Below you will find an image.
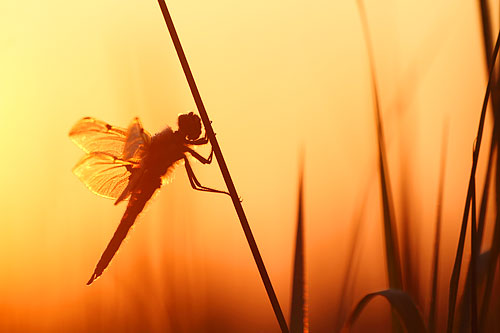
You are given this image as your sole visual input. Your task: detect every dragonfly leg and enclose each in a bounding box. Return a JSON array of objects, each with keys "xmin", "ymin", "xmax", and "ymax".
[
  {"xmin": 184, "ymin": 157, "xmax": 229, "ymax": 196},
  {"xmin": 207, "ymin": 147, "xmax": 213, "ymax": 163},
  {"xmin": 185, "ymin": 147, "xmax": 213, "ymax": 164},
  {"xmin": 185, "ymin": 136, "xmax": 208, "ymax": 145}
]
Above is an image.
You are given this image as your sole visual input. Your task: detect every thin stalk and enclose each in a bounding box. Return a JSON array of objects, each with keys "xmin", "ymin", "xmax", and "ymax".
[
  {"xmin": 156, "ymin": 2, "xmax": 289, "ymax": 332},
  {"xmin": 446, "ymin": 29, "xmax": 500, "ymax": 333},
  {"xmin": 479, "ymin": 205, "xmax": 500, "ymax": 330},
  {"xmin": 477, "ymin": 2, "xmax": 500, "ymax": 331},
  {"xmin": 479, "ymin": 0, "xmax": 493, "ymax": 67},
  {"xmin": 459, "ymin": 5, "xmax": 499, "ymax": 330},
  {"xmin": 456, "ymin": 130, "xmax": 495, "ymax": 333},
  {"xmin": 477, "ymin": 130, "xmax": 496, "ymax": 246},
  {"xmin": 471, "ymin": 166, "xmax": 478, "ymax": 333}
]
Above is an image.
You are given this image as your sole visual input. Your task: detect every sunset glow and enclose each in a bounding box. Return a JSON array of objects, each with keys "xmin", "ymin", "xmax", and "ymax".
[{"xmin": 0, "ymin": 0, "xmax": 498, "ymax": 331}]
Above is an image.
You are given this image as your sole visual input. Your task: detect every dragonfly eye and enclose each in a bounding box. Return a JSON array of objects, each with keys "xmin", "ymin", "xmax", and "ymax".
[{"xmin": 178, "ymin": 112, "xmax": 202, "ymax": 140}]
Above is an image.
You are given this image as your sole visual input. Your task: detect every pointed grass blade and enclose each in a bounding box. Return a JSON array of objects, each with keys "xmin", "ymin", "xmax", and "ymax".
[
  {"xmin": 477, "ymin": 131, "xmax": 495, "ymax": 247},
  {"xmin": 479, "ymin": 196, "xmax": 500, "ymax": 330},
  {"xmin": 290, "ymin": 155, "xmax": 307, "ymax": 333},
  {"xmin": 334, "ymin": 187, "xmax": 369, "ymax": 332},
  {"xmin": 345, "ymin": 289, "xmax": 428, "ymax": 333},
  {"xmin": 470, "ymin": 167, "xmax": 478, "ymax": 333},
  {"xmin": 479, "ymin": 245, "xmax": 497, "ymax": 330},
  {"xmin": 458, "ymin": 250, "xmax": 491, "ymax": 332},
  {"xmin": 356, "ymin": 0, "xmax": 403, "ymax": 291},
  {"xmin": 458, "ymin": 133, "xmax": 495, "ymax": 331},
  {"xmin": 478, "ymin": 0, "xmax": 494, "ymax": 67},
  {"xmin": 446, "ymin": 29, "xmax": 500, "ymax": 333},
  {"xmin": 476, "ymin": 4, "xmax": 500, "ymax": 329}
]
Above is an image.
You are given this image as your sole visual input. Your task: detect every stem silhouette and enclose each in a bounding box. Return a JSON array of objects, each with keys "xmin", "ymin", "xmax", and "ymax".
[{"xmin": 156, "ymin": 2, "xmax": 289, "ymax": 332}]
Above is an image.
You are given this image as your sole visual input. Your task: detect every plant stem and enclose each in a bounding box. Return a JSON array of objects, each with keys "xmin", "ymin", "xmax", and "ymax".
[
  {"xmin": 446, "ymin": 29, "xmax": 500, "ymax": 333},
  {"xmin": 156, "ymin": 2, "xmax": 289, "ymax": 332},
  {"xmin": 470, "ymin": 169, "xmax": 478, "ymax": 333}
]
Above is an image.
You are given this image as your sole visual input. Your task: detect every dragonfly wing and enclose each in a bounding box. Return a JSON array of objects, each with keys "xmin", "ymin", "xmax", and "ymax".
[
  {"xmin": 73, "ymin": 152, "xmax": 135, "ymax": 200},
  {"xmin": 123, "ymin": 117, "xmax": 152, "ymax": 162},
  {"xmin": 114, "ymin": 168, "xmax": 144, "ymax": 205},
  {"xmin": 69, "ymin": 117, "xmax": 127, "ymax": 157}
]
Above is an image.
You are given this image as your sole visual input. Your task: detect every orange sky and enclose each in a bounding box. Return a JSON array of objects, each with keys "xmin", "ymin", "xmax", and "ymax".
[{"xmin": 0, "ymin": 0, "xmax": 496, "ymax": 331}]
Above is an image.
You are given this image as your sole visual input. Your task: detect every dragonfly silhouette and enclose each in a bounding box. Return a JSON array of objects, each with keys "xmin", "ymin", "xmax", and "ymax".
[{"xmin": 69, "ymin": 112, "xmax": 229, "ymax": 285}]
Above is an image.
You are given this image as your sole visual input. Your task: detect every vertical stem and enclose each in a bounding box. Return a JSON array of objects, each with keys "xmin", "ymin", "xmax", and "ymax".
[
  {"xmin": 156, "ymin": 2, "xmax": 289, "ymax": 332},
  {"xmin": 478, "ymin": 0, "xmax": 493, "ymax": 67},
  {"xmin": 471, "ymin": 170, "xmax": 478, "ymax": 333},
  {"xmin": 446, "ymin": 29, "xmax": 500, "ymax": 333}
]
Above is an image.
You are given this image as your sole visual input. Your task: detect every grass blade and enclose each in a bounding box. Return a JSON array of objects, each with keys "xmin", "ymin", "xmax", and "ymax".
[
  {"xmin": 458, "ymin": 250, "xmax": 491, "ymax": 332},
  {"xmin": 156, "ymin": 2, "xmax": 289, "ymax": 332},
  {"xmin": 478, "ymin": 0, "xmax": 493, "ymax": 67},
  {"xmin": 356, "ymin": 4, "xmax": 404, "ymax": 330},
  {"xmin": 449, "ymin": 3, "xmax": 500, "ymax": 328},
  {"xmin": 479, "ymin": 204, "xmax": 500, "ymax": 330},
  {"xmin": 356, "ymin": 0, "xmax": 403, "ymax": 291},
  {"xmin": 344, "ymin": 289, "xmax": 428, "ymax": 333},
  {"xmin": 477, "ymin": 1, "xmax": 500, "ymax": 329},
  {"xmin": 456, "ymin": 130, "xmax": 495, "ymax": 333},
  {"xmin": 476, "ymin": 3, "xmax": 500, "ymax": 329},
  {"xmin": 446, "ymin": 29, "xmax": 500, "ymax": 333},
  {"xmin": 428, "ymin": 121, "xmax": 448, "ymax": 333},
  {"xmin": 479, "ymin": 246, "xmax": 497, "ymax": 330},
  {"xmin": 470, "ymin": 165, "xmax": 478, "ymax": 333},
  {"xmin": 334, "ymin": 187, "xmax": 369, "ymax": 332},
  {"xmin": 290, "ymin": 155, "xmax": 307, "ymax": 333},
  {"xmin": 477, "ymin": 131, "xmax": 495, "ymax": 246}
]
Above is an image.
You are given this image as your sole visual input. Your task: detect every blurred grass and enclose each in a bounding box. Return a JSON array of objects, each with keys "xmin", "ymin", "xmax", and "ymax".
[
  {"xmin": 428, "ymin": 121, "xmax": 448, "ymax": 333},
  {"xmin": 290, "ymin": 154, "xmax": 307, "ymax": 333},
  {"xmin": 355, "ymin": 3, "xmax": 405, "ymax": 332},
  {"xmin": 446, "ymin": 28, "xmax": 500, "ymax": 333},
  {"xmin": 477, "ymin": 3, "xmax": 500, "ymax": 332},
  {"xmin": 61, "ymin": 4, "xmax": 500, "ymax": 333},
  {"xmin": 334, "ymin": 186, "xmax": 369, "ymax": 332},
  {"xmin": 345, "ymin": 289, "xmax": 427, "ymax": 333},
  {"xmin": 7, "ymin": 1, "xmax": 500, "ymax": 332},
  {"xmin": 356, "ymin": 0, "xmax": 403, "ymax": 292}
]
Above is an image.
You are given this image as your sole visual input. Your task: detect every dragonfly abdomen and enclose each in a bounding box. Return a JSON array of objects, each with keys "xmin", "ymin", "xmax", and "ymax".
[{"xmin": 87, "ymin": 177, "xmax": 161, "ymax": 285}]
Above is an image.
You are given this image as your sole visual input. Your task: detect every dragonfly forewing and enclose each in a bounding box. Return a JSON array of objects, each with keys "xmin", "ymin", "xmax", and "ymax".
[
  {"xmin": 69, "ymin": 117, "xmax": 128, "ymax": 157},
  {"xmin": 73, "ymin": 152, "xmax": 135, "ymax": 200}
]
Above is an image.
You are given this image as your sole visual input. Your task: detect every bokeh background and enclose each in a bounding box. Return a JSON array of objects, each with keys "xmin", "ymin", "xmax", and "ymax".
[{"xmin": 0, "ymin": 0, "xmax": 496, "ymax": 331}]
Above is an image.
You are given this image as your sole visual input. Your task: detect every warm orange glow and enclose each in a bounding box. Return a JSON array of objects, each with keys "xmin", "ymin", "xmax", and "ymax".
[{"xmin": 0, "ymin": 0, "xmax": 497, "ymax": 331}]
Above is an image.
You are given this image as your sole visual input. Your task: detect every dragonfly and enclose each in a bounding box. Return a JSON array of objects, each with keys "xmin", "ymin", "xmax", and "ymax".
[{"xmin": 69, "ymin": 112, "xmax": 229, "ymax": 285}]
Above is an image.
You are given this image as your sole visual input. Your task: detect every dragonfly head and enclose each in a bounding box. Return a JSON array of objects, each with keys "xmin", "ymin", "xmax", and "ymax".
[{"xmin": 178, "ymin": 112, "xmax": 202, "ymax": 140}]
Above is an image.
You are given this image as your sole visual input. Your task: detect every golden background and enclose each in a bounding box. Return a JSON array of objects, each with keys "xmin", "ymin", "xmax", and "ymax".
[{"xmin": 0, "ymin": 0, "xmax": 495, "ymax": 331}]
